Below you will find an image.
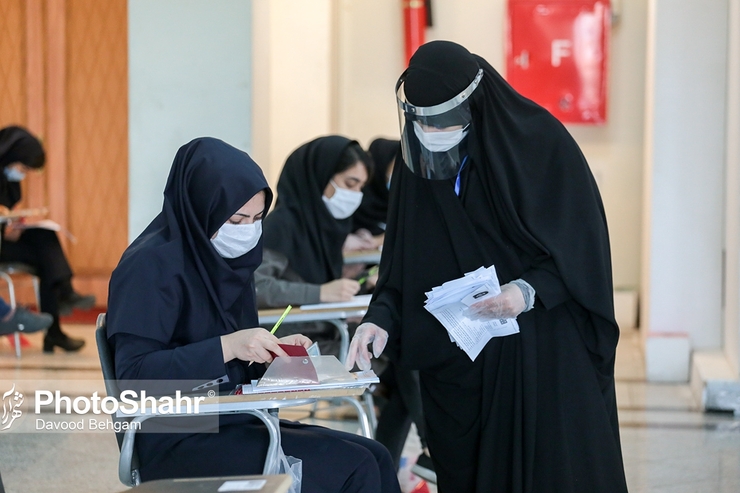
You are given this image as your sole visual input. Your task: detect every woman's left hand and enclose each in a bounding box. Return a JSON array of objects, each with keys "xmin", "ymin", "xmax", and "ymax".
[
  {"xmin": 278, "ymin": 333, "xmax": 313, "ymax": 349},
  {"xmin": 466, "ymin": 283, "xmax": 526, "ymax": 320}
]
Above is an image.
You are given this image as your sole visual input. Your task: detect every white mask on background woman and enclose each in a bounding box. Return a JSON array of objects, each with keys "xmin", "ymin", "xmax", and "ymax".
[
  {"xmin": 322, "ymin": 180, "xmax": 363, "ymax": 220},
  {"xmin": 211, "ymin": 220, "xmax": 262, "ymax": 258},
  {"xmin": 3, "ymin": 167, "xmax": 26, "ymax": 182}
]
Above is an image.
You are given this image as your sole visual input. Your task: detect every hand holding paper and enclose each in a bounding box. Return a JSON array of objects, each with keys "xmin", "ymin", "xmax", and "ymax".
[
  {"xmin": 345, "ymin": 322, "xmax": 388, "ymax": 371},
  {"xmin": 466, "ymin": 283, "xmax": 526, "ymax": 320},
  {"xmin": 424, "ymin": 265, "xmax": 520, "ymax": 361}
]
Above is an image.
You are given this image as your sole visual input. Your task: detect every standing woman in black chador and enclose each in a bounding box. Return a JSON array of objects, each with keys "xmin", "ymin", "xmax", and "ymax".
[
  {"xmin": 346, "ymin": 41, "xmax": 628, "ymax": 492},
  {"xmin": 0, "ymin": 125, "xmax": 95, "ymax": 352},
  {"xmin": 107, "ymin": 137, "xmax": 400, "ymax": 492}
]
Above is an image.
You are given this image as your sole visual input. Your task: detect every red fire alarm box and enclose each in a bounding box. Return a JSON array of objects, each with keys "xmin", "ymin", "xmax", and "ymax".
[{"xmin": 506, "ymin": 0, "xmax": 610, "ymax": 124}]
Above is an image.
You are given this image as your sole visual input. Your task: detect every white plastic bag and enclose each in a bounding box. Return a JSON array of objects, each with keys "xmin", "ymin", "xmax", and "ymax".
[
  {"xmin": 278, "ymin": 448, "xmax": 303, "ymax": 493},
  {"xmin": 264, "ymin": 411, "xmax": 302, "ymax": 493}
]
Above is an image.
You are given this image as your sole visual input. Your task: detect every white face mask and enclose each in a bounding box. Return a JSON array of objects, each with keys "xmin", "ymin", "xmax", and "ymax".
[
  {"xmin": 211, "ymin": 220, "xmax": 262, "ymax": 259},
  {"xmin": 4, "ymin": 167, "xmax": 26, "ymax": 182},
  {"xmin": 322, "ymin": 180, "xmax": 363, "ymax": 220},
  {"xmin": 413, "ymin": 121, "xmax": 469, "ymax": 153}
]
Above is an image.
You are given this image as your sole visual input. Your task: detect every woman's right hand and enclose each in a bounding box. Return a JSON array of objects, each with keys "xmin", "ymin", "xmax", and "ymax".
[
  {"xmin": 320, "ymin": 278, "xmax": 360, "ymax": 302},
  {"xmin": 220, "ymin": 328, "xmax": 288, "ymax": 364},
  {"xmin": 345, "ymin": 322, "xmax": 388, "ymax": 371}
]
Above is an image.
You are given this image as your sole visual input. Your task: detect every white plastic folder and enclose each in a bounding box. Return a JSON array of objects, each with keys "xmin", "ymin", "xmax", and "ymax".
[
  {"xmin": 424, "ymin": 265, "xmax": 519, "ymax": 361},
  {"xmin": 243, "ymin": 355, "xmax": 378, "ymax": 394}
]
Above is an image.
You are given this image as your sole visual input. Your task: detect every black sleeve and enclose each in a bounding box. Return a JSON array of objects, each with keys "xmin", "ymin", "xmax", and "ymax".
[
  {"xmin": 113, "ymin": 332, "xmax": 227, "ymax": 382},
  {"xmin": 519, "ymin": 256, "xmax": 571, "ymax": 310}
]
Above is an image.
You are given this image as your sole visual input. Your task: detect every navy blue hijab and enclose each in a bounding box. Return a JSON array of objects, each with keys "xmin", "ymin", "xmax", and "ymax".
[{"xmin": 108, "ymin": 138, "xmax": 272, "ymax": 344}]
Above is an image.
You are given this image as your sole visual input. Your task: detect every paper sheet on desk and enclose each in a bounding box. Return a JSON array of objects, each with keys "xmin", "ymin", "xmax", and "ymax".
[
  {"xmin": 300, "ymin": 294, "xmax": 372, "ymax": 311},
  {"xmin": 424, "ymin": 265, "xmax": 519, "ymax": 361}
]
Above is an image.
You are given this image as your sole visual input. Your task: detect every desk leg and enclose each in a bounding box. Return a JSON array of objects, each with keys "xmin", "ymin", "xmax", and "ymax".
[
  {"xmin": 249, "ymin": 409, "xmax": 282, "ymax": 475},
  {"xmin": 327, "ymin": 319, "xmax": 350, "ymax": 365},
  {"xmin": 362, "ymin": 390, "xmax": 377, "ymax": 434}
]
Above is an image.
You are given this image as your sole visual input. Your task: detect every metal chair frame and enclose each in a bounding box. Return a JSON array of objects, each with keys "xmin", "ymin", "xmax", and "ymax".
[{"xmin": 0, "ymin": 263, "xmax": 41, "ymax": 358}]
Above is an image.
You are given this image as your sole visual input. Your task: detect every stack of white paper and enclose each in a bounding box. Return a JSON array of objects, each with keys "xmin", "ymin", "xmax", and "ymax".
[{"xmin": 424, "ymin": 265, "xmax": 519, "ymax": 361}]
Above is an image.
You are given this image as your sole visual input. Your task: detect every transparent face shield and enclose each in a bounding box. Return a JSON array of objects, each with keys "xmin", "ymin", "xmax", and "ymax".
[{"xmin": 396, "ymin": 68, "xmax": 483, "ymax": 180}]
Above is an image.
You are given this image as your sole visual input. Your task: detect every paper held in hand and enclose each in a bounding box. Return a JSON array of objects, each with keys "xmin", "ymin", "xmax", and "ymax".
[{"xmin": 424, "ymin": 265, "xmax": 519, "ymax": 361}]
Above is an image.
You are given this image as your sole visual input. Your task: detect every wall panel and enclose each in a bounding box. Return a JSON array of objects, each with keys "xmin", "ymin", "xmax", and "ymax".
[
  {"xmin": 0, "ymin": 0, "xmax": 26, "ymax": 127},
  {"xmin": 66, "ymin": 0, "xmax": 128, "ymax": 299}
]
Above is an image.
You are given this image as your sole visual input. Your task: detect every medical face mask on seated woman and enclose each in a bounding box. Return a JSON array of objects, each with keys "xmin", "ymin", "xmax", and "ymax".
[
  {"xmin": 322, "ymin": 180, "xmax": 363, "ymax": 220},
  {"xmin": 211, "ymin": 220, "xmax": 262, "ymax": 258}
]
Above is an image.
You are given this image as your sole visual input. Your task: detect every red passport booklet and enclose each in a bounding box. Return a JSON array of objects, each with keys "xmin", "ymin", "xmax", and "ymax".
[{"xmin": 269, "ymin": 344, "xmax": 309, "ymax": 359}]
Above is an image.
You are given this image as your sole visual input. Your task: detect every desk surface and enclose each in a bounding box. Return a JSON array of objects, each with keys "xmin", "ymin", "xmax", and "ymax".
[
  {"xmin": 119, "ymin": 474, "xmax": 292, "ymax": 493},
  {"xmin": 258, "ymin": 302, "xmax": 368, "ymax": 325},
  {"xmin": 343, "ymin": 248, "xmax": 381, "ymax": 264},
  {"xmin": 117, "ymin": 385, "xmax": 367, "ymax": 418}
]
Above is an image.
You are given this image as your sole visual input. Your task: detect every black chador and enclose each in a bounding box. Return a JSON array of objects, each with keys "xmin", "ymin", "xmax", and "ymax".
[{"xmin": 364, "ymin": 41, "xmax": 628, "ymax": 492}]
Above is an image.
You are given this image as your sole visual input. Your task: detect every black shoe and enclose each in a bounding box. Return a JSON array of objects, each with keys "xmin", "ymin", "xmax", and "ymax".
[
  {"xmin": 58, "ymin": 292, "xmax": 96, "ymax": 316},
  {"xmin": 43, "ymin": 332, "xmax": 85, "ymax": 353},
  {"xmin": 412, "ymin": 453, "xmax": 437, "ymax": 484},
  {"xmin": 0, "ymin": 308, "xmax": 54, "ymax": 335}
]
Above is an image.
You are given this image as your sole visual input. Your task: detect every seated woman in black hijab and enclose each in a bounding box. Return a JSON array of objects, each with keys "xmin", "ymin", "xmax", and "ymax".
[
  {"xmin": 0, "ymin": 125, "xmax": 95, "ymax": 352},
  {"xmin": 254, "ymin": 136, "xmax": 373, "ymax": 354},
  {"xmin": 347, "ymin": 41, "xmax": 628, "ymax": 492},
  {"xmin": 107, "ymin": 137, "xmax": 399, "ymax": 493}
]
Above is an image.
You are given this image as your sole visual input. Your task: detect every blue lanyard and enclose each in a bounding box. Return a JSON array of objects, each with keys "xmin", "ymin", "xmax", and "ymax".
[{"xmin": 454, "ymin": 156, "xmax": 469, "ymax": 196}]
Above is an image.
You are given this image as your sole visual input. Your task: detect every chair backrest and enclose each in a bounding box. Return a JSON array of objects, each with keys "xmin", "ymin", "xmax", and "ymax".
[
  {"xmin": 95, "ymin": 313, "xmax": 121, "ymax": 397},
  {"xmin": 95, "ymin": 313, "xmax": 130, "ymax": 451}
]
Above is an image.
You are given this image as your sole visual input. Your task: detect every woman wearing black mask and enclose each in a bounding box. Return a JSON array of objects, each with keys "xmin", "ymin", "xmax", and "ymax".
[
  {"xmin": 107, "ymin": 137, "xmax": 399, "ymax": 492},
  {"xmin": 346, "ymin": 41, "xmax": 628, "ymax": 492},
  {"xmin": 0, "ymin": 125, "xmax": 95, "ymax": 352}
]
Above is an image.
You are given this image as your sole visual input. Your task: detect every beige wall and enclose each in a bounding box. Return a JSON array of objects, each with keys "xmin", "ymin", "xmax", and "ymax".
[{"xmin": 252, "ymin": 0, "xmax": 335, "ymax": 189}]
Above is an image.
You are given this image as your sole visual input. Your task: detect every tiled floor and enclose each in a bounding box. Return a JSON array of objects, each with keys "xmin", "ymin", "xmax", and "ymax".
[{"xmin": 1, "ymin": 326, "xmax": 739, "ymax": 492}]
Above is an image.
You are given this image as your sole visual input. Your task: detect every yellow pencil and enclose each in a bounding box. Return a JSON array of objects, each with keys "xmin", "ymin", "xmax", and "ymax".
[
  {"xmin": 358, "ymin": 265, "xmax": 379, "ymax": 285},
  {"xmin": 270, "ymin": 305, "xmax": 292, "ymax": 335}
]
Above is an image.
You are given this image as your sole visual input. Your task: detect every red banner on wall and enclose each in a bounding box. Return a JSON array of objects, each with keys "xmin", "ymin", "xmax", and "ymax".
[{"xmin": 506, "ymin": 0, "xmax": 611, "ymax": 124}]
